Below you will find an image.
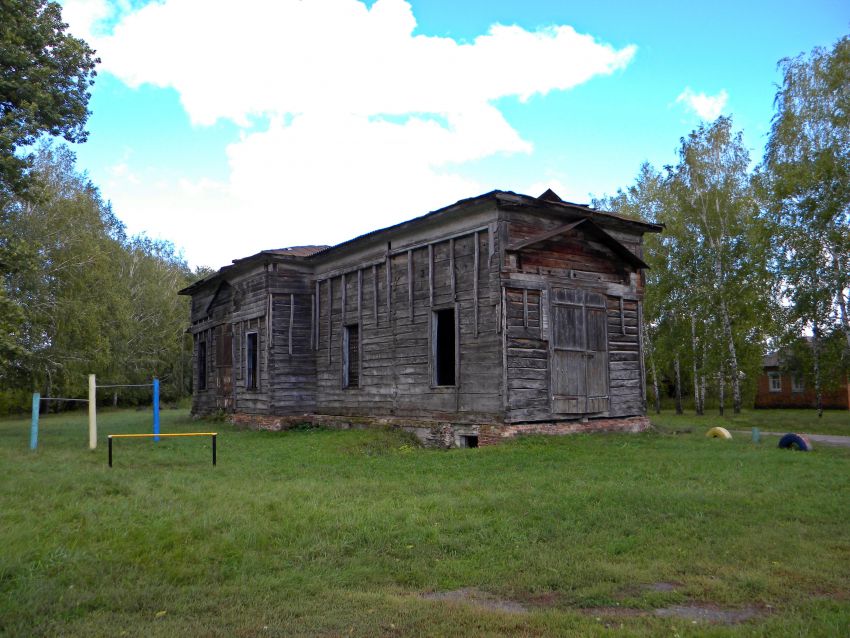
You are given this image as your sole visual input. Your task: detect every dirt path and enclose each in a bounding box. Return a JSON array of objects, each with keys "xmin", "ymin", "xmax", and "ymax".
[{"xmin": 733, "ymin": 430, "xmax": 850, "ymax": 447}]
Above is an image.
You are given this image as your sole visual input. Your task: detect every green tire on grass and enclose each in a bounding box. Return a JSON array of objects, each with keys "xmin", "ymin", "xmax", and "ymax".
[{"xmin": 706, "ymin": 427, "xmax": 732, "ymax": 440}]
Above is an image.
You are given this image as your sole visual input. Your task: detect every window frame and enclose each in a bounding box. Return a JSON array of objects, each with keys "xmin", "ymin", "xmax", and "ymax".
[
  {"xmin": 197, "ymin": 339, "xmax": 207, "ymax": 391},
  {"xmin": 342, "ymin": 323, "xmax": 360, "ymax": 389},
  {"xmin": 791, "ymin": 375, "xmax": 805, "ymax": 393},
  {"xmin": 768, "ymin": 371, "xmax": 781, "ymax": 393},
  {"xmin": 431, "ymin": 305, "xmax": 458, "ymax": 388}
]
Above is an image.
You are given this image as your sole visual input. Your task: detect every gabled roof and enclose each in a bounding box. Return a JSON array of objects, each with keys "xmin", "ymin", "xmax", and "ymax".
[
  {"xmin": 249, "ymin": 245, "xmax": 329, "ymax": 259},
  {"xmin": 179, "ymin": 245, "xmax": 329, "ymax": 295},
  {"xmin": 307, "ymin": 189, "xmax": 661, "ymax": 261},
  {"xmin": 179, "ymin": 188, "xmax": 662, "ymax": 296},
  {"xmin": 505, "ymin": 216, "xmax": 650, "ymax": 270}
]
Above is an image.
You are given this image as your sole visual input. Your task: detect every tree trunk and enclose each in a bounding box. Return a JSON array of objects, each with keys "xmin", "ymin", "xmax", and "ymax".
[
  {"xmin": 718, "ymin": 358, "xmax": 725, "ymax": 416},
  {"xmin": 837, "ymin": 288, "xmax": 850, "ymax": 350},
  {"xmin": 649, "ymin": 353, "xmax": 661, "ymax": 415},
  {"xmin": 674, "ymin": 354, "xmax": 683, "ymax": 415},
  {"xmin": 113, "ymin": 391, "xmax": 118, "ymax": 408},
  {"xmin": 45, "ymin": 369, "xmax": 52, "ymax": 415},
  {"xmin": 720, "ymin": 297, "xmax": 742, "ymax": 414},
  {"xmin": 700, "ymin": 342, "xmax": 707, "ymax": 413},
  {"xmin": 643, "ymin": 325, "xmax": 662, "ymax": 415},
  {"xmin": 813, "ymin": 323, "xmax": 823, "ymax": 418},
  {"xmin": 691, "ymin": 315, "xmax": 703, "ymax": 415}
]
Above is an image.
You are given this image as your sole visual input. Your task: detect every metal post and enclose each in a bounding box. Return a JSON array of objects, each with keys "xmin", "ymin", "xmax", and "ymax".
[
  {"xmin": 212, "ymin": 434, "xmax": 217, "ymax": 466},
  {"xmin": 88, "ymin": 374, "xmax": 97, "ymax": 450},
  {"xmin": 30, "ymin": 393, "xmax": 40, "ymax": 451},
  {"xmin": 108, "ymin": 436, "xmax": 113, "ymax": 467},
  {"xmin": 153, "ymin": 378, "xmax": 160, "ymax": 442},
  {"xmin": 752, "ymin": 427, "xmax": 760, "ymax": 444}
]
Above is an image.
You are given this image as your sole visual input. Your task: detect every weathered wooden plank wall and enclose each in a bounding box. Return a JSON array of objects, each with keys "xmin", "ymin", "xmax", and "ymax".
[
  {"xmin": 185, "ymin": 200, "xmax": 652, "ymax": 425},
  {"xmin": 313, "ymin": 230, "xmax": 501, "ymax": 421},
  {"xmin": 501, "ymin": 211, "xmax": 647, "ymax": 421},
  {"xmin": 606, "ymin": 296, "xmax": 643, "ymax": 416}
]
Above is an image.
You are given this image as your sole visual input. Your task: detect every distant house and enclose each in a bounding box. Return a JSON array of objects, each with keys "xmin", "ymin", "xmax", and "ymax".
[
  {"xmin": 754, "ymin": 350, "xmax": 850, "ymax": 410},
  {"xmin": 178, "ymin": 189, "xmax": 662, "ymax": 446}
]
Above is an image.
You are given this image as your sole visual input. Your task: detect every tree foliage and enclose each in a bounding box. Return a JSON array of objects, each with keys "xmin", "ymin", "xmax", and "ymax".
[
  {"xmin": 0, "ymin": 144, "xmax": 202, "ymax": 411},
  {"xmin": 599, "ymin": 119, "xmax": 776, "ymax": 414},
  {"xmin": 758, "ymin": 34, "xmax": 850, "ymax": 412},
  {"xmin": 0, "ymin": 0, "xmax": 98, "ymax": 198}
]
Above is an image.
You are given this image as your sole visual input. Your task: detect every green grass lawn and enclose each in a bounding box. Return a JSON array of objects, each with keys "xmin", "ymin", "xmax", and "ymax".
[
  {"xmin": 1, "ymin": 408, "xmax": 849, "ymax": 636},
  {"xmin": 650, "ymin": 407, "xmax": 850, "ymax": 437}
]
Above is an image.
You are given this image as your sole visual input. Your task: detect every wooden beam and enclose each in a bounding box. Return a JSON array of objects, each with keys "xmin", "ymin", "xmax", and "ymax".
[
  {"xmin": 386, "ymin": 252, "xmax": 392, "ymax": 318},
  {"xmin": 327, "ymin": 278, "xmax": 332, "ymax": 365},
  {"xmin": 310, "ymin": 292, "xmax": 315, "ymax": 351},
  {"xmin": 506, "ymin": 218, "xmax": 587, "ymax": 252},
  {"xmin": 341, "ymin": 272, "xmax": 347, "ymax": 324},
  {"xmin": 288, "ymin": 293, "xmax": 294, "ymax": 356},
  {"xmin": 450, "ymin": 238, "xmax": 456, "ymax": 300},
  {"xmin": 266, "ymin": 293, "xmax": 272, "ymax": 361},
  {"xmin": 473, "ymin": 231, "xmax": 479, "ymax": 337},
  {"xmin": 638, "ymin": 301, "xmax": 646, "ymax": 408},
  {"xmin": 523, "ymin": 288, "xmax": 529, "ymax": 328},
  {"xmin": 357, "ymin": 268, "xmax": 362, "ymax": 329},
  {"xmin": 620, "ymin": 296, "xmax": 626, "ymax": 335},
  {"xmin": 428, "ymin": 243, "xmax": 434, "ymax": 307},
  {"xmin": 372, "ymin": 264, "xmax": 378, "ymax": 324},
  {"xmin": 407, "ymin": 249, "xmax": 414, "ymax": 323},
  {"xmin": 315, "ymin": 282, "xmax": 320, "ymax": 350}
]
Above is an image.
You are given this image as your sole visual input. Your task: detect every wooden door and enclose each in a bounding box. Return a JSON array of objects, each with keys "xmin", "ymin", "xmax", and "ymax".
[
  {"xmin": 550, "ymin": 288, "xmax": 609, "ymax": 414},
  {"xmin": 215, "ymin": 324, "xmax": 233, "ymax": 410}
]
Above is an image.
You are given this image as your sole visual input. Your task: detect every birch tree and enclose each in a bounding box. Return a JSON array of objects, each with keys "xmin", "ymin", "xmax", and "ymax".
[
  {"xmin": 667, "ymin": 117, "xmax": 774, "ymax": 414},
  {"xmin": 759, "ymin": 35, "xmax": 850, "ymax": 355}
]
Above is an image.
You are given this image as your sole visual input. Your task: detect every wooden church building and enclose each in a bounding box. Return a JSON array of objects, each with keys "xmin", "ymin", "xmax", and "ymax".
[{"xmin": 179, "ymin": 189, "xmax": 662, "ymax": 446}]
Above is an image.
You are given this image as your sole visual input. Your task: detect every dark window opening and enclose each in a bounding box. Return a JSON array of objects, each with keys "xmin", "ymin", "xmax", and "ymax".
[
  {"xmin": 198, "ymin": 341, "xmax": 207, "ymax": 390},
  {"xmin": 246, "ymin": 332, "xmax": 258, "ymax": 390},
  {"xmin": 344, "ymin": 324, "xmax": 359, "ymax": 388},
  {"xmin": 460, "ymin": 435, "xmax": 478, "ymax": 448},
  {"xmin": 434, "ymin": 308, "xmax": 456, "ymax": 386}
]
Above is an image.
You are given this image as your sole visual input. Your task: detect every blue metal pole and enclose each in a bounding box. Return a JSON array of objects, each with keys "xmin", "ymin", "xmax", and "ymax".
[
  {"xmin": 30, "ymin": 393, "xmax": 40, "ymax": 451},
  {"xmin": 153, "ymin": 378, "xmax": 160, "ymax": 442}
]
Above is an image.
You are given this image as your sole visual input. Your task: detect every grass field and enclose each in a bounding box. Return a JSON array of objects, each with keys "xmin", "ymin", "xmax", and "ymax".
[
  {"xmin": 650, "ymin": 407, "xmax": 850, "ymax": 437},
  {"xmin": 1, "ymin": 408, "xmax": 849, "ymax": 636}
]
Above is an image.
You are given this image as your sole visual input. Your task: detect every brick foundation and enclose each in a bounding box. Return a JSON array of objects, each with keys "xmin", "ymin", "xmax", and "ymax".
[
  {"xmin": 225, "ymin": 412, "xmax": 651, "ymax": 448},
  {"xmin": 478, "ymin": 416, "xmax": 650, "ymax": 445}
]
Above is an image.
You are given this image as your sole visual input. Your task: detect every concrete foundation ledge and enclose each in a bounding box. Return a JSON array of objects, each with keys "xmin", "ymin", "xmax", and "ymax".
[{"xmin": 224, "ymin": 412, "xmax": 651, "ymax": 448}]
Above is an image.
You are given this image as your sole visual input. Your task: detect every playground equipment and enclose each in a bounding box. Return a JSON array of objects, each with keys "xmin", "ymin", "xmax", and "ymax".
[
  {"xmin": 108, "ymin": 432, "xmax": 217, "ymax": 467},
  {"xmin": 778, "ymin": 433, "xmax": 813, "ymax": 451},
  {"xmin": 30, "ymin": 375, "xmax": 159, "ymax": 451},
  {"xmin": 706, "ymin": 426, "xmax": 732, "ymax": 440}
]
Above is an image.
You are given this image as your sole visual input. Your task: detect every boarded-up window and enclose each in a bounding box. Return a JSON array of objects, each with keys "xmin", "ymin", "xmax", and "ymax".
[
  {"xmin": 505, "ymin": 288, "xmax": 541, "ymax": 331},
  {"xmin": 246, "ymin": 332, "xmax": 258, "ymax": 390},
  {"xmin": 216, "ymin": 324, "xmax": 233, "ymax": 367},
  {"xmin": 433, "ymin": 308, "xmax": 456, "ymax": 386},
  {"xmin": 344, "ymin": 325, "xmax": 360, "ymax": 388},
  {"xmin": 198, "ymin": 340, "xmax": 207, "ymax": 391},
  {"xmin": 215, "ymin": 324, "xmax": 233, "ymax": 409},
  {"xmin": 550, "ymin": 288, "xmax": 608, "ymax": 414}
]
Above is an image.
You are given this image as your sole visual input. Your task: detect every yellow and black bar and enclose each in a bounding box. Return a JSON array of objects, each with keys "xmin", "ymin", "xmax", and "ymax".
[{"xmin": 107, "ymin": 432, "xmax": 218, "ymax": 467}]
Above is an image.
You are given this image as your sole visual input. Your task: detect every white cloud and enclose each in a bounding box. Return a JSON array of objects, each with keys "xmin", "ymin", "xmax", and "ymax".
[
  {"xmin": 63, "ymin": 0, "xmax": 636, "ymax": 266},
  {"xmin": 675, "ymin": 87, "xmax": 728, "ymax": 120}
]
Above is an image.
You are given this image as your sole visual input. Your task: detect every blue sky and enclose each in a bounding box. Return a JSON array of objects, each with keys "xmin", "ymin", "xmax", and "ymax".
[{"xmin": 61, "ymin": 0, "xmax": 849, "ymax": 268}]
